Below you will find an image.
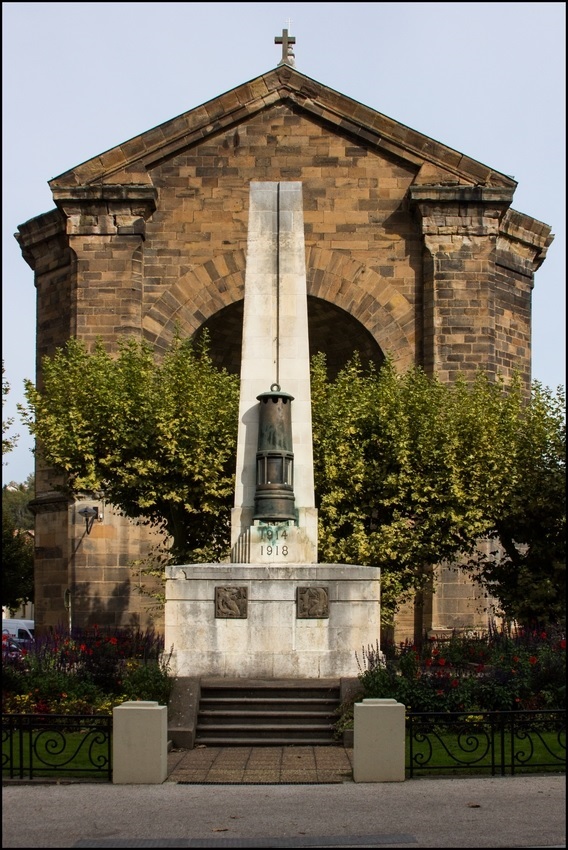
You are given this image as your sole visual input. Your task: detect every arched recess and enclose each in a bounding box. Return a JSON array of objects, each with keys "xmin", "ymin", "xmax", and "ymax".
[
  {"xmin": 143, "ymin": 248, "xmax": 415, "ymax": 376},
  {"xmin": 195, "ymin": 297, "xmax": 384, "ymax": 380}
]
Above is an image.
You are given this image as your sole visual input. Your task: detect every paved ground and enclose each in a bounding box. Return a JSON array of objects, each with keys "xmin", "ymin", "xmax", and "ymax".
[
  {"xmin": 166, "ymin": 744, "xmax": 354, "ymax": 784},
  {"xmin": 2, "ymin": 746, "xmax": 566, "ymax": 848}
]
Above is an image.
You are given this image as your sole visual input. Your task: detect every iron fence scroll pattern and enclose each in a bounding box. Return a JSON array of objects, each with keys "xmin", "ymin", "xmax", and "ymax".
[
  {"xmin": 407, "ymin": 709, "xmax": 566, "ymax": 777},
  {"xmin": 2, "ymin": 714, "xmax": 112, "ymax": 780}
]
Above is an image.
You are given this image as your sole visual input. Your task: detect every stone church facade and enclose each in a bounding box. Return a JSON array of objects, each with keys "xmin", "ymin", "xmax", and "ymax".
[{"xmin": 16, "ymin": 57, "xmax": 553, "ymax": 642}]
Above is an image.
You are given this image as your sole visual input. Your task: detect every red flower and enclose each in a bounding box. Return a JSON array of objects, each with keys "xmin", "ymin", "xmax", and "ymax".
[
  {"xmin": 438, "ymin": 658, "xmax": 446, "ymax": 666},
  {"xmin": 425, "ymin": 659, "xmax": 432, "ymax": 667},
  {"xmin": 451, "ymin": 679, "xmax": 459, "ymax": 688},
  {"xmin": 436, "ymin": 690, "xmax": 444, "ymax": 696},
  {"xmin": 108, "ymin": 637, "xmax": 118, "ymax": 645},
  {"xmin": 529, "ymin": 656, "xmax": 537, "ymax": 665},
  {"xmin": 476, "ymin": 663, "xmax": 485, "ymax": 673},
  {"xmin": 559, "ymin": 639, "xmax": 566, "ymax": 650},
  {"xmin": 540, "ymin": 632, "xmax": 547, "ymax": 639}
]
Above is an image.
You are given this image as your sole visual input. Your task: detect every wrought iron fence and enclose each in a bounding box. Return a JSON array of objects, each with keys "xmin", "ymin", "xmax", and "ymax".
[
  {"xmin": 2, "ymin": 709, "xmax": 565, "ymax": 781},
  {"xmin": 2, "ymin": 714, "xmax": 112, "ymax": 780},
  {"xmin": 407, "ymin": 709, "xmax": 566, "ymax": 778}
]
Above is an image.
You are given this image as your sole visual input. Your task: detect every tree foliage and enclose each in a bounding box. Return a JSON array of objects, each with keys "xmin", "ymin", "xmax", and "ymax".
[
  {"xmin": 2, "ymin": 476, "xmax": 35, "ymax": 612},
  {"xmin": 2, "ymin": 362, "xmax": 19, "ymax": 459},
  {"xmin": 2, "ymin": 511, "xmax": 34, "ymax": 611},
  {"xmin": 311, "ymin": 353, "xmax": 566, "ymax": 627},
  {"xmin": 17, "ymin": 337, "xmax": 565, "ymax": 628},
  {"xmin": 469, "ymin": 381, "xmax": 566, "ymax": 626},
  {"xmin": 19, "ymin": 335, "xmax": 239, "ymax": 563},
  {"xmin": 3, "ymin": 475, "xmax": 35, "ymax": 531}
]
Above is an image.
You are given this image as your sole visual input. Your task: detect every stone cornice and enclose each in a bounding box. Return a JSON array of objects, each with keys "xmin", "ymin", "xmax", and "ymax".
[
  {"xmin": 409, "ymin": 185, "xmax": 515, "ymax": 205},
  {"xmin": 51, "ymin": 185, "xmax": 158, "ymax": 205},
  {"xmin": 28, "ymin": 491, "xmax": 71, "ymax": 515},
  {"xmin": 51, "ymin": 185, "xmax": 157, "ymax": 238},
  {"xmin": 15, "ymin": 209, "xmax": 68, "ymax": 272},
  {"xmin": 408, "ymin": 185, "xmax": 514, "ymax": 238},
  {"xmin": 501, "ymin": 209, "xmax": 554, "ymax": 252},
  {"xmin": 497, "ymin": 209, "xmax": 554, "ymax": 273},
  {"xmin": 409, "ymin": 185, "xmax": 554, "ymax": 273}
]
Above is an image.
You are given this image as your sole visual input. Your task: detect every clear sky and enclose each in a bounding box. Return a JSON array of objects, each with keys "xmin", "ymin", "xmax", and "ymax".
[{"xmin": 2, "ymin": 2, "xmax": 566, "ymax": 484}]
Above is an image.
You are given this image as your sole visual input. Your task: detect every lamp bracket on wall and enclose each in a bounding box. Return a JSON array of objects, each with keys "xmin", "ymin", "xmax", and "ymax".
[{"xmin": 78, "ymin": 505, "xmax": 99, "ymax": 535}]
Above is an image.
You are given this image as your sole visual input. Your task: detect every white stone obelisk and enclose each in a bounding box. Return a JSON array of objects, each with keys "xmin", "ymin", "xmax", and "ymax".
[
  {"xmin": 164, "ymin": 181, "xmax": 381, "ymax": 680},
  {"xmin": 231, "ymin": 182, "xmax": 318, "ymax": 563}
]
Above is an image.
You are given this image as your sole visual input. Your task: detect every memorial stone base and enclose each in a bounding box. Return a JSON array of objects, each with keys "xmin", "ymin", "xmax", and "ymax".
[{"xmin": 165, "ymin": 563, "xmax": 381, "ymax": 678}]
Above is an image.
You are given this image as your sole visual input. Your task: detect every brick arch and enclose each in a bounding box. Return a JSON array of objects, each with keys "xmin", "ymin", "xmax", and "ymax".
[
  {"xmin": 143, "ymin": 247, "xmax": 415, "ymax": 372},
  {"xmin": 142, "ymin": 249, "xmax": 247, "ymax": 354},
  {"xmin": 306, "ymin": 247, "xmax": 415, "ymax": 371}
]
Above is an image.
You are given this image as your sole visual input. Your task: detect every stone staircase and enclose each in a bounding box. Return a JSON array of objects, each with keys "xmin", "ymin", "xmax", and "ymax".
[{"xmin": 194, "ymin": 678, "xmax": 342, "ymax": 746}]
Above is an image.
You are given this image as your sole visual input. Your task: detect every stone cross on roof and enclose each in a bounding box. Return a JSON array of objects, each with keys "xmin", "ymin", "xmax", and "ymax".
[{"xmin": 275, "ymin": 27, "xmax": 296, "ymax": 67}]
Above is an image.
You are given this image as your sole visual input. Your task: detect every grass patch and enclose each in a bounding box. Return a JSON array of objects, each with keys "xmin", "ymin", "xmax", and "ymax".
[
  {"xmin": 407, "ymin": 727, "xmax": 565, "ymax": 776},
  {"xmin": 3, "ymin": 726, "xmax": 111, "ymax": 780}
]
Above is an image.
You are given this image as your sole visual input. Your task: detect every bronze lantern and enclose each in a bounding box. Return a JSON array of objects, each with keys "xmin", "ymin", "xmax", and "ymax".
[{"xmin": 253, "ymin": 384, "xmax": 296, "ymax": 522}]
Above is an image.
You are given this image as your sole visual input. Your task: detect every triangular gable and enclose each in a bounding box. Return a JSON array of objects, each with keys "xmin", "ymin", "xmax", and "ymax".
[{"xmin": 48, "ymin": 66, "xmax": 517, "ymax": 192}]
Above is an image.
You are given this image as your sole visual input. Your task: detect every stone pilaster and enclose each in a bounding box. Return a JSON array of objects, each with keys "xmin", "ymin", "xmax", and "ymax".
[
  {"xmin": 52, "ymin": 185, "xmax": 157, "ymax": 347},
  {"xmin": 410, "ymin": 186, "xmax": 514, "ymax": 383}
]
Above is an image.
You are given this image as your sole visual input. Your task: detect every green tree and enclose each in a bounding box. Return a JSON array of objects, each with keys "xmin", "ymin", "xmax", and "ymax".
[
  {"xmin": 19, "ymin": 335, "xmax": 239, "ymax": 563},
  {"xmin": 2, "ymin": 511, "xmax": 34, "ymax": 611},
  {"xmin": 467, "ymin": 381, "xmax": 566, "ymax": 626},
  {"xmin": 311, "ymin": 353, "xmax": 565, "ymax": 627},
  {"xmin": 2, "ymin": 474, "xmax": 35, "ymax": 531},
  {"xmin": 2, "ymin": 475, "xmax": 35, "ymax": 613},
  {"xmin": 2, "ymin": 362, "xmax": 19, "ymax": 459}
]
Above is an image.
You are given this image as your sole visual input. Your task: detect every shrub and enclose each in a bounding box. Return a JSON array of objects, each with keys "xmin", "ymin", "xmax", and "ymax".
[
  {"xmin": 335, "ymin": 625, "xmax": 566, "ymax": 734},
  {"xmin": 1, "ymin": 625, "xmax": 173, "ymax": 714}
]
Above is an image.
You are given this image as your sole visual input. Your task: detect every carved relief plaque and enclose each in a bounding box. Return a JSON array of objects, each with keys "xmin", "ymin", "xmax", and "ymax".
[
  {"xmin": 215, "ymin": 586, "xmax": 248, "ymax": 619},
  {"xmin": 297, "ymin": 586, "xmax": 329, "ymax": 619}
]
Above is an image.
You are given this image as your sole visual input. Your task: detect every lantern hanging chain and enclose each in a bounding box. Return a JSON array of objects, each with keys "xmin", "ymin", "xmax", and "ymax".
[{"xmin": 275, "ymin": 182, "xmax": 281, "ymax": 387}]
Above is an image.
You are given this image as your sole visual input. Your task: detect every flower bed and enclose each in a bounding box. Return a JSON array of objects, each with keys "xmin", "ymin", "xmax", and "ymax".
[
  {"xmin": 2, "ymin": 625, "xmax": 173, "ymax": 715},
  {"xmin": 335, "ymin": 624, "xmax": 566, "ymax": 736}
]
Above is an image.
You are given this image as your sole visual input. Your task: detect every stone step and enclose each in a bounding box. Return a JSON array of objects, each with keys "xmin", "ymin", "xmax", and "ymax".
[
  {"xmin": 199, "ymin": 693, "xmax": 339, "ymax": 700},
  {"xmin": 197, "ymin": 723, "xmax": 334, "ymax": 732},
  {"xmin": 195, "ymin": 725, "xmax": 336, "ymax": 747},
  {"xmin": 193, "ymin": 736, "xmax": 341, "ymax": 747},
  {"xmin": 198, "ymin": 715, "xmax": 336, "ymax": 730},
  {"xmin": 199, "ymin": 694, "xmax": 338, "ymax": 713},
  {"xmin": 199, "ymin": 706, "xmax": 335, "ymax": 722},
  {"xmin": 199, "ymin": 689, "xmax": 340, "ymax": 701},
  {"xmin": 194, "ymin": 679, "xmax": 342, "ymax": 746}
]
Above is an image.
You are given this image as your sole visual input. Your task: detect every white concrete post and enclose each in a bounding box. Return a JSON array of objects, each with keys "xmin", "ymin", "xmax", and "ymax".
[
  {"xmin": 112, "ymin": 700, "xmax": 168, "ymax": 784},
  {"xmin": 353, "ymin": 698, "xmax": 406, "ymax": 782}
]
